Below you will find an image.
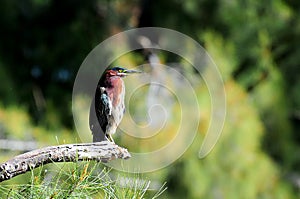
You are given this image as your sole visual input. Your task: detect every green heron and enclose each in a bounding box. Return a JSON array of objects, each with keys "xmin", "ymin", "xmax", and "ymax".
[{"xmin": 89, "ymin": 67, "xmax": 141, "ymax": 143}]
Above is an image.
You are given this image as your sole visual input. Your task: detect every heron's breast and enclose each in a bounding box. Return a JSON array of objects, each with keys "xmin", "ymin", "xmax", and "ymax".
[{"xmin": 106, "ymin": 78, "xmax": 125, "ymax": 107}]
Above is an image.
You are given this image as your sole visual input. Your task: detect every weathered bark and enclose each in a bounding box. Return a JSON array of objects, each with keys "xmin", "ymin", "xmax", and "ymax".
[{"xmin": 0, "ymin": 141, "xmax": 130, "ymax": 182}]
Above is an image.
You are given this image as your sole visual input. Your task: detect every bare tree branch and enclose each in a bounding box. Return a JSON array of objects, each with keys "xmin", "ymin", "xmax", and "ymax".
[{"xmin": 0, "ymin": 141, "xmax": 130, "ymax": 182}]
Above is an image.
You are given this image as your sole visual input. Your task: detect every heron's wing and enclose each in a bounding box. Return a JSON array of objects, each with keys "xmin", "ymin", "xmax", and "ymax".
[
  {"xmin": 89, "ymin": 87, "xmax": 111, "ymax": 142},
  {"xmin": 100, "ymin": 87, "xmax": 112, "ymax": 116}
]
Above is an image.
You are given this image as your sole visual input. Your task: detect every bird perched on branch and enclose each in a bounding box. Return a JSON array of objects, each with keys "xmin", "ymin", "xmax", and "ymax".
[{"xmin": 89, "ymin": 67, "xmax": 141, "ymax": 143}]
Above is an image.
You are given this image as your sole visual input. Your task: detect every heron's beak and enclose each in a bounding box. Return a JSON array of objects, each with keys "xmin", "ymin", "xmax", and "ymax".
[
  {"xmin": 125, "ymin": 69, "xmax": 142, "ymax": 74},
  {"xmin": 117, "ymin": 69, "xmax": 142, "ymax": 77}
]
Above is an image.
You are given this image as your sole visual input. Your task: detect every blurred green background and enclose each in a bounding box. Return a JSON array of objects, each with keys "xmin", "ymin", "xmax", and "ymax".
[{"xmin": 0, "ymin": 0, "xmax": 300, "ymax": 198}]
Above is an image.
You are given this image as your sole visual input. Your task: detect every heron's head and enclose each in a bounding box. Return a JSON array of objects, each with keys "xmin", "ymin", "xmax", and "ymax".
[{"xmin": 106, "ymin": 66, "xmax": 141, "ymax": 78}]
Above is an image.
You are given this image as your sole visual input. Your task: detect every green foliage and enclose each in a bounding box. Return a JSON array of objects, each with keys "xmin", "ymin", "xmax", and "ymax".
[
  {"xmin": 0, "ymin": 104, "xmax": 77, "ymax": 146},
  {"xmin": 0, "ymin": 162, "xmax": 166, "ymax": 199},
  {"xmin": 164, "ymin": 79, "xmax": 297, "ymax": 198}
]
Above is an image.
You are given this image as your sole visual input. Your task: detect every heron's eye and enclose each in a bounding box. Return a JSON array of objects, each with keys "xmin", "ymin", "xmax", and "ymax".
[{"xmin": 118, "ymin": 69, "xmax": 124, "ymax": 73}]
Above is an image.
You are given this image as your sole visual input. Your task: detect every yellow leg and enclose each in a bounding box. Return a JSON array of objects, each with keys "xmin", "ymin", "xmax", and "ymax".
[{"xmin": 107, "ymin": 134, "xmax": 115, "ymax": 143}]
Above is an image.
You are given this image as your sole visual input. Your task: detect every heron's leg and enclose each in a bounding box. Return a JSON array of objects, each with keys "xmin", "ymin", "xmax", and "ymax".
[
  {"xmin": 108, "ymin": 134, "xmax": 115, "ymax": 143},
  {"xmin": 105, "ymin": 133, "xmax": 110, "ymax": 142}
]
